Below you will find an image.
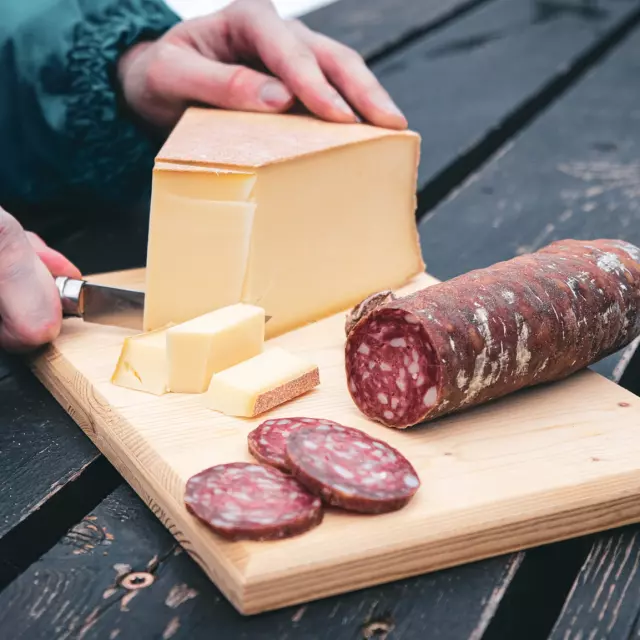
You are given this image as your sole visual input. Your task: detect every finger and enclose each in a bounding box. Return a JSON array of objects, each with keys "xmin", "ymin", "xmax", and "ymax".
[
  {"xmin": 147, "ymin": 43, "xmax": 296, "ymax": 113},
  {"xmin": 293, "ymin": 24, "xmax": 407, "ymax": 129},
  {"xmin": 227, "ymin": 1, "xmax": 358, "ymax": 123},
  {"xmin": 0, "ymin": 211, "xmax": 62, "ymax": 352},
  {"xmin": 26, "ymin": 232, "xmax": 82, "ymax": 278}
]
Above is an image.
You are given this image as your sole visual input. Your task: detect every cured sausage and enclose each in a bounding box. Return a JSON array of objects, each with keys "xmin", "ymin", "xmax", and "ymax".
[
  {"xmin": 248, "ymin": 417, "xmax": 341, "ymax": 472},
  {"xmin": 345, "ymin": 239, "xmax": 640, "ymax": 428},
  {"xmin": 184, "ymin": 462, "xmax": 323, "ymax": 541},
  {"xmin": 285, "ymin": 423, "xmax": 420, "ymax": 513}
]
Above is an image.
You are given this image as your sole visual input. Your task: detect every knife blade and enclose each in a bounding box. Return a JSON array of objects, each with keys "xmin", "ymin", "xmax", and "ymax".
[
  {"xmin": 55, "ymin": 276, "xmax": 145, "ymax": 330},
  {"xmin": 55, "ymin": 277, "xmax": 271, "ymax": 330}
]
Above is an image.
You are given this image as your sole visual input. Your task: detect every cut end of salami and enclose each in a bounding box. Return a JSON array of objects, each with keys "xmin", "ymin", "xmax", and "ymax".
[
  {"xmin": 346, "ymin": 309, "xmax": 441, "ymax": 428},
  {"xmin": 345, "ymin": 238, "xmax": 640, "ymax": 429},
  {"xmin": 184, "ymin": 462, "xmax": 323, "ymax": 541},
  {"xmin": 285, "ymin": 424, "xmax": 420, "ymax": 513},
  {"xmin": 248, "ymin": 417, "xmax": 341, "ymax": 472}
]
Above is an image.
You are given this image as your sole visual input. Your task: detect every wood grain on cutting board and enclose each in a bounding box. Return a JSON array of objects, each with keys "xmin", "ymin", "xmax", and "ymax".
[{"xmin": 28, "ymin": 268, "xmax": 640, "ymax": 615}]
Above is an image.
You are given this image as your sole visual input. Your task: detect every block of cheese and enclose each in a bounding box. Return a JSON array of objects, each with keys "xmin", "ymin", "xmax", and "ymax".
[
  {"xmin": 166, "ymin": 303, "xmax": 265, "ymax": 394},
  {"xmin": 144, "ymin": 108, "xmax": 424, "ymax": 337},
  {"xmin": 143, "ymin": 170, "xmax": 256, "ymax": 329},
  {"xmin": 204, "ymin": 347, "xmax": 320, "ymax": 417},
  {"xmin": 111, "ymin": 326, "xmax": 170, "ymax": 395}
]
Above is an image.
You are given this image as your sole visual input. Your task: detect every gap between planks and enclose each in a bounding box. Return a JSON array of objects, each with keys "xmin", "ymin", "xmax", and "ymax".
[{"xmin": 414, "ymin": 3, "xmax": 640, "ymax": 222}]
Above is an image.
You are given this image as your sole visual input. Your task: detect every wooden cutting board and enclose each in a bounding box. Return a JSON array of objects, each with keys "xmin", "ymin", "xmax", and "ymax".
[{"xmin": 29, "ymin": 268, "xmax": 640, "ymax": 615}]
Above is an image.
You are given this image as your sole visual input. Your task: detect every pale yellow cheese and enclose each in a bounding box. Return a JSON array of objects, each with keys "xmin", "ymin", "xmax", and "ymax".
[
  {"xmin": 143, "ymin": 194, "xmax": 255, "ymax": 331},
  {"xmin": 204, "ymin": 347, "xmax": 320, "ymax": 417},
  {"xmin": 166, "ymin": 303, "xmax": 265, "ymax": 393},
  {"xmin": 111, "ymin": 326, "xmax": 170, "ymax": 395},
  {"xmin": 145, "ymin": 108, "xmax": 424, "ymax": 338}
]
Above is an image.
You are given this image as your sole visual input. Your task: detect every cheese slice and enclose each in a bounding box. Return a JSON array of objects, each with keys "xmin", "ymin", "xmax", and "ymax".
[
  {"xmin": 167, "ymin": 303, "xmax": 265, "ymax": 394},
  {"xmin": 204, "ymin": 347, "xmax": 320, "ymax": 417},
  {"xmin": 111, "ymin": 326, "xmax": 170, "ymax": 395},
  {"xmin": 145, "ymin": 108, "xmax": 424, "ymax": 338},
  {"xmin": 143, "ymin": 193, "xmax": 255, "ymax": 330}
]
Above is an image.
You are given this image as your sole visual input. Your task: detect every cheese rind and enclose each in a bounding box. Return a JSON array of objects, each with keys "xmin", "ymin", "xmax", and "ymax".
[
  {"xmin": 205, "ymin": 347, "xmax": 320, "ymax": 417},
  {"xmin": 143, "ymin": 195, "xmax": 255, "ymax": 331},
  {"xmin": 166, "ymin": 303, "xmax": 265, "ymax": 394},
  {"xmin": 111, "ymin": 326, "xmax": 170, "ymax": 395}
]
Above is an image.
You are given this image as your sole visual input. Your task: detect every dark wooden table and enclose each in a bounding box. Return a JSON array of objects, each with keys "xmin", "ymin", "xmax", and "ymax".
[{"xmin": 2, "ymin": 0, "xmax": 640, "ymax": 637}]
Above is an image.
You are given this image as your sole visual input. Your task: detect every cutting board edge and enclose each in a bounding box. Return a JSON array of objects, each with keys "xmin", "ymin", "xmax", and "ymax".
[
  {"xmin": 235, "ymin": 456, "xmax": 640, "ymax": 615},
  {"xmin": 27, "ymin": 345, "xmax": 252, "ymax": 612},
  {"xmin": 234, "ymin": 488, "xmax": 640, "ymax": 616},
  {"xmin": 29, "ymin": 342, "xmax": 640, "ymax": 615},
  {"xmin": 28, "ymin": 267, "xmax": 640, "ymax": 616}
]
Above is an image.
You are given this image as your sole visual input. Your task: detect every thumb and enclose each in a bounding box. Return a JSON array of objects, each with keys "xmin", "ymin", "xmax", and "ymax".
[
  {"xmin": 0, "ymin": 213, "xmax": 62, "ymax": 352},
  {"xmin": 154, "ymin": 43, "xmax": 295, "ymax": 113}
]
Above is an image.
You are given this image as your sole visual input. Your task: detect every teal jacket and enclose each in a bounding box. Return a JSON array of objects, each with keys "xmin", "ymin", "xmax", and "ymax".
[{"xmin": 0, "ymin": 0, "xmax": 180, "ymax": 232}]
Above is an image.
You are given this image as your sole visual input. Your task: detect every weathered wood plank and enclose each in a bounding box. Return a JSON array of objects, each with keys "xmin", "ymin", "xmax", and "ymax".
[
  {"xmin": 0, "ymin": 354, "xmax": 121, "ymax": 586},
  {"xmin": 0, "ymin": 484, "xmax": 528, "ymax": 639},
  {"xmin": 417, "ymin": 11, "xmax": 640, "ymax": 382},
  {"xmin": 548, "ymin": 528, "xmax": 640, "ymax": 639},
  {"xmin": 371, "ymin": 0, "xmax": 640, "ymax": 201},
  {"xmin": 302, "ymin": 0, "xmax": 490, "ymax": 60}
]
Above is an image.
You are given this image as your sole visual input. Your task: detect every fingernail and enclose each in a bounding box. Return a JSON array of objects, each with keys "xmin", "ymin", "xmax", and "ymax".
[
  {"xmin": 260, "ymin": 81, "xmax": 292, "ymax": 107},
  {"xmin": 332, "ymin": 93, "xmax": 356, "ymax": 117},
  {"xmin": 378, "ymin": 94, "xmax": 405, "ymax": 118}
]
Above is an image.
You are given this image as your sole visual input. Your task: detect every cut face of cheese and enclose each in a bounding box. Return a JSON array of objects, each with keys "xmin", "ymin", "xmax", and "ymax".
[
  {"xmin": 167, "ymin": 303, "xmax": 265, "ymax": 394},
  {"xmin": 204, "ymin": 347, "xmax": 320, "ymax": 417},
  {"xmin": 143, "ymin": 193, "xmax": 255, "ymax": 331},
  {"xmin": 111, "ymin": 327, "xmax": 170, "ymax": 395},
  {"xmin": 145, "ymin": 108, "xmax": 424, "ymax": 338}
]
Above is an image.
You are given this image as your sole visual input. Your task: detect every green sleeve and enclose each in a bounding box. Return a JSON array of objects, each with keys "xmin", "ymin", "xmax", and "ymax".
[{"xmin": 0, "ymin": 0, "xmax": 180, "ymax": 223}]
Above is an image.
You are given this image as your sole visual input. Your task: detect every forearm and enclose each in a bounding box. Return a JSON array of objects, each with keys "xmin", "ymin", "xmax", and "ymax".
[{"xmin": 0, "ymin": 0, "xmax": 180, "ymax": 219}]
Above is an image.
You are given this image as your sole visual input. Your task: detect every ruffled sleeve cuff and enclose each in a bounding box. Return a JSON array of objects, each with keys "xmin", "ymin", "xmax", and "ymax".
[{"xmin": 59, "ymin": 0, "xmax": 180, "ymax": 203}]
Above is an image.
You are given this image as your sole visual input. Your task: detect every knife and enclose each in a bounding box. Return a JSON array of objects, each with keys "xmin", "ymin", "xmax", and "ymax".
[{"xmin": 55, "ymin": 277, "xmax": 271, "ymax": 331}]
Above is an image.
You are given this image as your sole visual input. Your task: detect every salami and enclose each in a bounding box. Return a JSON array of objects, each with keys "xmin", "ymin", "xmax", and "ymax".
[
  {"xmin": 345, "ymin": 239, "xmax": 640, "ymax": 428},
  {"xmin": 184, "ymin": 462, "xmax": 323, "ymax": 541},
  {"xmin": 248, "ymin": 417, "xmax": 341, "ymax": 472},
  {"xmin": 285, "ymin": 423, "xmax": 420, "ymax": 513}
]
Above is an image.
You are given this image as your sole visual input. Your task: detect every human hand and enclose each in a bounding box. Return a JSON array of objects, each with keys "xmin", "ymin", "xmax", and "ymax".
[
  {"xmin": 0, "ymin": 207, "xmax": 81, "ymax": 352},
  {"xmin": 117, "ymin": 0, "xmax": 406, "ymax": 131}
]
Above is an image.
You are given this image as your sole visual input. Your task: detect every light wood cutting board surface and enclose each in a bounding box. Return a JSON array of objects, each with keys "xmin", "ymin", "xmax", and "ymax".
[{"xmin": 29, "ymin": 269, "xmax": 640, "ymax": 614}]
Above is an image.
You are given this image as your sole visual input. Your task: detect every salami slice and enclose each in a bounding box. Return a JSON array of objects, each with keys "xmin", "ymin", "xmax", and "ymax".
[
  {"xmin": 345, "ymin": 239, "xmax": 640, "ymax": 428},
  {"xmin": 184, "ymin": 462, "xmax": 323, "ymax": 541},
  {"xmin": 248, "ymin": 417, "xmax": 341, "ymax": 472},
  {"xmin": 285, "ymin": 423, "xmax": 420, "ymax": 513}
]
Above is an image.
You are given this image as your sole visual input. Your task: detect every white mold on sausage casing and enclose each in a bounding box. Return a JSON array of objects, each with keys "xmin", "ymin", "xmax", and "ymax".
[
  {"xmin": 613, "ymin": 240, "xmax": 640, "ymax": 262},
  {"xmin": 463, "ymin": 308, "xmax": 501, "ymax": 403},
  {"xmin": 601, "ymin": 301, "xmax": 622, "ymax": 326},
  {"xmin": 597, "ymin": 252, "xmax": 626, "ymax": 274},
  {"xmin": 514, "ymin": 312, "xmax": 532, "ymax": 376},
  {"xmin": 502, "ymin": 290, "xmax": 516, "ymax": 304}
]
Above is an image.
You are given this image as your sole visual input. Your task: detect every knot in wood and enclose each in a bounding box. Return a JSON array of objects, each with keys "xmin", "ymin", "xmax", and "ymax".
[
  {"xmin": 362, "ymin": 617, "xmax": 394, "ymax": 640},
  {"xmin": 120, "ymin": 571, "xmax": 155, "ymax": 590}
]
